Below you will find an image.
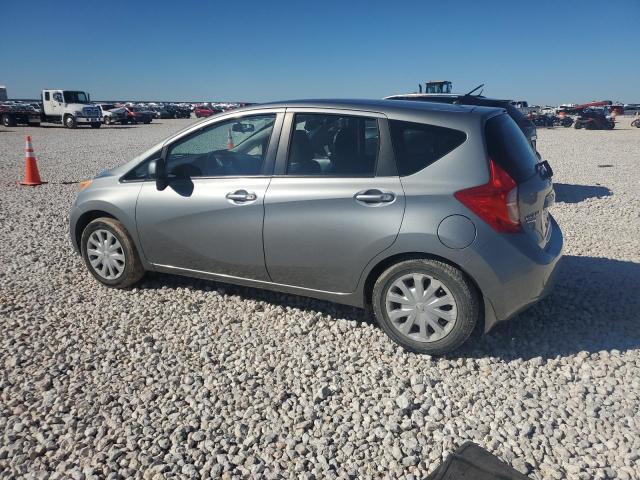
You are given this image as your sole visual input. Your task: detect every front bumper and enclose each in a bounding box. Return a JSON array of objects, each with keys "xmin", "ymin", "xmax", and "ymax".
[{"xmin": 76, "ymin": 116, "xmax": 101, "ymax": 124}]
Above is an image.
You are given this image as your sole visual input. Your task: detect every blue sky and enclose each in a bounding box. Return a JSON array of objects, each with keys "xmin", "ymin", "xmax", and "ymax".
[{"xmin": 1, "ymin": 0, "xmax": 638, "ymax": 104}]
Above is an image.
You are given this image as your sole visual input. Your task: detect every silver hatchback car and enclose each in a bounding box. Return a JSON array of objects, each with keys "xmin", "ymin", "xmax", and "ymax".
[{"xmin": 70, "ymin": 99, "xmax": 563, "ymax": 355}]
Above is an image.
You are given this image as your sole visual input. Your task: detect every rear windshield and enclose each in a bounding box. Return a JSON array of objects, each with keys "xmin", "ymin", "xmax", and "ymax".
[{"xmin": 485, "ymin": 114, "xmax": 538, "ymax": 182}]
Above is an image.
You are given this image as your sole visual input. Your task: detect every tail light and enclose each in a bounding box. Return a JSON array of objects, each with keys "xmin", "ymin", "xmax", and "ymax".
[{"xmin": 454, "ymin": 159, "xmax": 521, "ymax": 233}]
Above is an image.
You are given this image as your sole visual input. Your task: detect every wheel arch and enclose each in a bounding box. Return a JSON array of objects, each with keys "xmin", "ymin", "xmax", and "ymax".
[{"xmin": 74, "ymin": 210, "xmax": 116, "ymax": 250}]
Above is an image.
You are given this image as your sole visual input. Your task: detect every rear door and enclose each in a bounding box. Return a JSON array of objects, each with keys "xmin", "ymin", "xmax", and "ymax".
[
  {"xmin": 486, "ymin": 114, "xmax": 553, "ymax": 248},
  {"xmin": 263, "ymin": 110, "xmax": 404, "ymax": 293}
]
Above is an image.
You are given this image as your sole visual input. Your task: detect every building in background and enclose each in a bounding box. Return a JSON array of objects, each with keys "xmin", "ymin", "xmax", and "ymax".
[{"xmin": 0, "ymin": 86, "xmax": 7, "ymax": 101}]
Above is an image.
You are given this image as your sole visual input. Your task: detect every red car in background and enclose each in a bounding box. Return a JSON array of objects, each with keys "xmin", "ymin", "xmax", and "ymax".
[
  {"xmin": 194, "ymin": 105, "xmax": 222, "ymax": 118},
  {"xmin": 123, "ymin": 106, "xmax": 154, "ymax": 124}
]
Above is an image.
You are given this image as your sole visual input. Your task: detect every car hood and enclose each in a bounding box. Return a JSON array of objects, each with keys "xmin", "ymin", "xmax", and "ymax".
[
  {"xmin": 67, "ymin": 103, "xmax": 96, "ymax": 111},
  {"xmin": 95, "ymin": 144, "xmax": 164, "ymax": 179}
]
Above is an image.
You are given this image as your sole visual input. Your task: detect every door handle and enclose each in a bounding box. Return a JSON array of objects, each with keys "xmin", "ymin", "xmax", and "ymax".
[
  {"xmin": 354, "ymin": 190, "xmax": 395, "ymax": 203},
  {"xmin": 226, "ymin": 190, "xmax": 257, "ymax": 202}
]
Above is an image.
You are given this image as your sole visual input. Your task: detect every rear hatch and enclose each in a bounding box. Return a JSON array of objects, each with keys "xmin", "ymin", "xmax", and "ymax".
[{"xmin": 485, "ymin": 114, "xmax": 554, "ymax": 248}]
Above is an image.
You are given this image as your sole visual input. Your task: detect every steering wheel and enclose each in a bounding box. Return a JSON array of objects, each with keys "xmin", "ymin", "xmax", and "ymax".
[{"xmin": 206, "ymin": 150, "xmax": 236, "ymax": 175}]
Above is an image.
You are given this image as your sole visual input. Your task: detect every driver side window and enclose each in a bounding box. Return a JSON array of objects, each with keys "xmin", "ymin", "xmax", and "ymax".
[{"xmin": 166, "ymin": 114, "xmax": 276, "ymax": 178}]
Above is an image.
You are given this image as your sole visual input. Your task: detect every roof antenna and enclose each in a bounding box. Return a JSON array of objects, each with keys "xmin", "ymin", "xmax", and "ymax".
[{"xmin": 464, "ymin": 83, "xmax": 484, "ymax": 96}]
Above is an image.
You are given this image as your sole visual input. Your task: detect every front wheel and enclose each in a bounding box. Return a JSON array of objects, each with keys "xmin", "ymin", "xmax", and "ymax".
[
  {"xmin": 632, "ymin": 119, "xmax": 640, "ymax": 128},
  {"xmin": 104, "ymin": 116, "xmax": 111, "ymax": 125},
  {"xmin": 81, "ymin": 217, "xmax": 145, "ymax": 288},
  {"xmin": 65, "ymin": 115, "xmax": 77, "ymax": 129},
  {"xmin": 574, "ymin": 121, "xmax": 582, "ymax": 129},
  {"xmin": 372, "ymin": 259, "xmax": 480, "ymax": 355}
]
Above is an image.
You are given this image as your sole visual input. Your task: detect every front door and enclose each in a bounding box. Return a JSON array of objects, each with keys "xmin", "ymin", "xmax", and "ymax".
[
  {"xmin": 264, "ymin": 111, "xmax": 405, "ymax": 293},
  {"xmin": 136, "ymin": 112, "xmax": 282, "ymax": 280},
  {"xmin": 49, "ymin": 91, "xmax": 64, "ymax": 118}
]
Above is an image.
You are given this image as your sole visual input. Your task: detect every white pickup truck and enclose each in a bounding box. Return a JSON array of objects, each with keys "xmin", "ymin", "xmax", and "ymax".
[{"xmin": 38, "ymin": 89, "xmax": 102, "ymax": 128}]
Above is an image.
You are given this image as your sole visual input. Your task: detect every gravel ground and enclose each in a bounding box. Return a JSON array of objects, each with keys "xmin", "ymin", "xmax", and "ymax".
[{"xmin": 1, "ymin": 117, "xmax": 639, "ymax": 479}]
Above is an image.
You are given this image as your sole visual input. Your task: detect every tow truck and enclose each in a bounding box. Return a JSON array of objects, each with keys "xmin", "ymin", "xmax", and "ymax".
[
  {"xmin": 39, "ymin": 89, "xmax": 101, "ymax": 128},
  {"xmin": 0, "ymin": 103, "xmax": 41, "ymax": 127}
]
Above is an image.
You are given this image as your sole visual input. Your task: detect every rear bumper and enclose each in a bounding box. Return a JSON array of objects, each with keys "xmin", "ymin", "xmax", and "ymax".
[{"xmin": 465, "ymin": 216, "xmax": 564, "ymax": 332}]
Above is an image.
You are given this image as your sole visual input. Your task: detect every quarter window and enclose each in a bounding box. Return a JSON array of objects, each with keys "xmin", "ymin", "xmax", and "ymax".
[
  {"xmin": 286, "ymin": 114, "xmax": 379, "ymax": 176},
  {"xmin": 165, "ymin": 114, "xmax": 276, "ymax": 178},
  {"xmin": 389, "ymin": 120, "xmax": 466, "ymax": 176}
]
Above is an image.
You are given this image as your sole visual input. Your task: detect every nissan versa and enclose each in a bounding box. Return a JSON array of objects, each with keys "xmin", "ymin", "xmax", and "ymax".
[{"xmin": 70, "ymin": 99, "xmax": 563, "ymax": 355}]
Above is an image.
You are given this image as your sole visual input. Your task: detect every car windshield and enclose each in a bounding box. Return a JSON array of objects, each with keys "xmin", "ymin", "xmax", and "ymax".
[{"xmin": 63, "ymin": 91, "xmax": 89, "ymax": 103}]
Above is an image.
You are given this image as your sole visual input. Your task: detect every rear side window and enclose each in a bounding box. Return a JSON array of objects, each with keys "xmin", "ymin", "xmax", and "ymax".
[
  {"xmin": 286, "ymin": 113, "xmax": 379, "ymax": 176},
  {"xmin": 389, "ymin": 120, "xmax": 466, "ymax": 176},
  {"xmin": 485, "ymin": 114, "xmax": 538, "ymax": 182}
]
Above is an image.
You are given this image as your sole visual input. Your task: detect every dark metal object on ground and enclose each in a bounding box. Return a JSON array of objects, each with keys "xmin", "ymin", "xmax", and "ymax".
[{"xmin": 426, "ymin": 442, "xmax": 532, "ymax": 480}]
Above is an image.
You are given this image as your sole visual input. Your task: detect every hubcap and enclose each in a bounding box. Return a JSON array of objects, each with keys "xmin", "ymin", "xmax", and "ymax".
[
  {"xmin": 87, "ymin": 229, "xmax": 125, "ymax": 280},
  {"xmin": 385, "ymin": 273, "xmax": 458, "ymax": 343}
]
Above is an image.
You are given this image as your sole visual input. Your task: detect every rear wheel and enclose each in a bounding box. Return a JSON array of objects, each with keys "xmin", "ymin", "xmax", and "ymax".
[
  {"xmin": 372, "ymin": 259, "xmax": 480, "ymax": 355},
  {"xmin": 81, "ymin": 217, "xmax": 145, "ymax": 288},
  {"xmin": 2, "ymin": 113, "xmax": 16, "ymax": 127},
  {"xmin": 632, "ymin": 119, "xmax": 640, "ymax": 128},
  {"xmin": 574, "ymin": 121, "xmax": 582, "ymax": 129}
]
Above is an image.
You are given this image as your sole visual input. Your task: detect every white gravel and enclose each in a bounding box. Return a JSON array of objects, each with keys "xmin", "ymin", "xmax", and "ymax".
[{"xmin": 1, "ymin": 117, "xmax": 639, "ymax": 479}]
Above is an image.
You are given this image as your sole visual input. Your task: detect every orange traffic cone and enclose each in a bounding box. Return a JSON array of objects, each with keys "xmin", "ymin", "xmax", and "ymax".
[
  {"xmin": 227, "ymin": 129, "xmax": 234, "ymax": 150},
  {"xmin": 20, "ymin": 135, "xmax": 46, "ymax": 186}
]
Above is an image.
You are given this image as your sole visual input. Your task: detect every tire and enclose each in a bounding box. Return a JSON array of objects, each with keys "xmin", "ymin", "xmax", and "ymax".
[
  {"xmin": 372, "ymin": 258, "xmax": 480, "ymax": 355},
  {"xmin": 104, "ymin": 116, "xmax": 111, "ymax": 125},
  {"xmin": 2, "ymin": 113, "xmax": 16, "ymax": 127},
  {"xmin": 574, "ymin": 121, "xmax": 582, "ymax": 129},
  {"xmin": 64, "ymin": 115, "xmax": 77, "ymax": 129},
  {"xmin": 91, "ymin": 122, "xmax": 101, "ymax": 129},
  {"xmin": 562, "ymin": 118, "xmax": 573, "ymax": 127},
  {"xmin": 632, "ymin": 119, "xmax": 640, "ymax": 128},
  {"xmin": 81, "ymin": 217, "xmax": 145, "ymax": 288}
]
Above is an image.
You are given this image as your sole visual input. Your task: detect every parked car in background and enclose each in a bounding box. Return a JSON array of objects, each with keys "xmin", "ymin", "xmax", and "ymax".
[
  {"xmin": 623, "ymin": 104, "xmax": 640, "ymax": 115},
  {"xmin": 150, "ymin": 106, "xmax": 173, "ymax": 119},
  {"xmin": 386, "ymin": 87, "xmax": 540, "ymax": 154},
  {"xmin": 194, "ymin": 105, "xmax": 222, "ymax": 118},
  {"xmin": 70, "ymin": 99, "xmax": 562, "ymax": 355},
  {"xmin": 96, "ymin": 104, "xmax": 128, "ymax": 125},
  {"xmin": 574, "ymin": 109, "xmax": 615, "ymax": 130},
  {"xmin": 125, "ymin": 106, "xmax": 153, "ymax": 124},
  {"xmin": 166, "ymin": 104, "xmax": 192, "ymax": 118}
]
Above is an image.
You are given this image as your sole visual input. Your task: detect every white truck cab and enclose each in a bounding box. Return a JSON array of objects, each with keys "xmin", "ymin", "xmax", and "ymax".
[{"xmin": 41, "ymin": 89, "xmax": 101, "ymax": 128}]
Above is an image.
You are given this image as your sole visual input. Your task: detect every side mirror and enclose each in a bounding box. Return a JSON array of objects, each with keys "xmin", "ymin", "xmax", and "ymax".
[
  {"xmin": 232, "ymin": 122, "xmax": 255, "ymax": 133},
  {"xmin": 149, "ymin": 158, "xmax": 168, "ymax": 191}
]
